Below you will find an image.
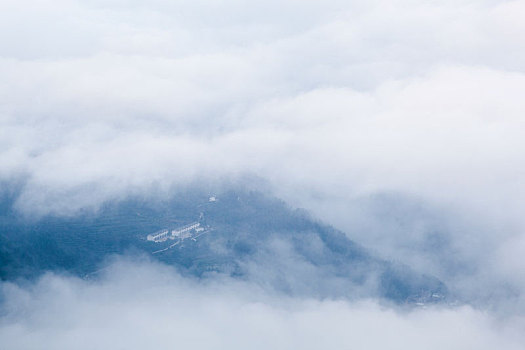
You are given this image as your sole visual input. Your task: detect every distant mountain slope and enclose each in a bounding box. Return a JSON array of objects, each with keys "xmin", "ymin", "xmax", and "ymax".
[{"xmin": 0, "ymin": 189, "xmax": 447, "ymax": 304}]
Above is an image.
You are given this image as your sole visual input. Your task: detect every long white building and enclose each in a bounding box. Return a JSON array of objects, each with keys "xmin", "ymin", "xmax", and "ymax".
[
  {"xmin": 172, "ymin": 222, "xmax": 200, "ymax": 239},
  {"xmin": 147, "ymin": 222, "xmax": 203, "ymax": 243},
  {"xmin": 147, "ymin": 229, "xmax": 169, "ymax": 242}
]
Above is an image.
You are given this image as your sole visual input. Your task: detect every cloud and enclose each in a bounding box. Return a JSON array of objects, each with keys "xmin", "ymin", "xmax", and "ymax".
[
  {"xmin": 1, "ymin": 1, "xmax": 524, "ymax": 221},
  {"xmin": 1, "ymin": 0, "xmax": 525, "ymax": 341},
  {"xmin": 1, "ymin": 259, "xmax": 524, "ymax": 350}
]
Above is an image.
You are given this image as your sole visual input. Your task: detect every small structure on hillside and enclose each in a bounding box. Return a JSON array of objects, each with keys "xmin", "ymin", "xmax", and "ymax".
[
  {"xmin": 147, "ymin": 221, "xmax": 207, "ymax": 243},
  {"xmin": 171, "ymin": 222, "xmax": 200, "ymax": 239},
  {"xmin": 147, "ymin": 229, "xmax": 170, "ymax": 242}
]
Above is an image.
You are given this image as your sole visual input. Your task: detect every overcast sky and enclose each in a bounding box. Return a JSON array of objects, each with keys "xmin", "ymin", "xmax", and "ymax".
[{"xmin": 1, "ymin": 0, "xmax": 525, "ymax": 348}]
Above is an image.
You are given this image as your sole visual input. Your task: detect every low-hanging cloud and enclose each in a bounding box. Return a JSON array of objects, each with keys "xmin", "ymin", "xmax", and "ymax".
[
  {"xmin": 1, "ymin": 1, "xmax": 524, "ymax": 219},
  {"xmin": 1, "ymin": 258, "xmax": 524, "ymax": 350}
]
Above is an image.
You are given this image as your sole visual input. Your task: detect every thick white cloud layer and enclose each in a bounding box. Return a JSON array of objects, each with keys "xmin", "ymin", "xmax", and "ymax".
[
  {"xmin": 1, "ymin": 0, "xmax": 525, "ymax": 346},
  {"xmin": 1, "ymin": 0, "xmax": 524, "ymax": 217},
  {"xmin": 1, "ymin": 259, "xmax": 524, "ymax": 350}
]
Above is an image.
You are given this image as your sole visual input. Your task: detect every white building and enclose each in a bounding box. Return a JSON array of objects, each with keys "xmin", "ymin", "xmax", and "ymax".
[
  {"xmin": 171, "ymin": 222, "xmax": 200, "ymax": 239},
  {"xmin": 147, "ymin": 229, "xmax": 169, "ymax": 242}
]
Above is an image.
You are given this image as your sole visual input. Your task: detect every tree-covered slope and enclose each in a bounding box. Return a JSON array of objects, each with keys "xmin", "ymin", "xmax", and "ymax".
[{"xmin": 0, "ymin": 189, "xmax": 447, "ymax": 304}]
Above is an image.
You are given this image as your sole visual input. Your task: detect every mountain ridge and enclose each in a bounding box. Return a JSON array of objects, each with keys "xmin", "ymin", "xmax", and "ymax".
[{"xmin": 0, "ymin": 188, "xmax": 447, "ymax": 304}]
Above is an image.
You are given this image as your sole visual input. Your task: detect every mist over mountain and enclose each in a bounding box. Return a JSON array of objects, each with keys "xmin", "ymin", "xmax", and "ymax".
[
  {"xmin": 0, "ymin": 187, "xmax": 446, "ymax": 304},
  {"xmin": 2, "ymin": 0, "xmax": 525, "ymax": 349}
]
